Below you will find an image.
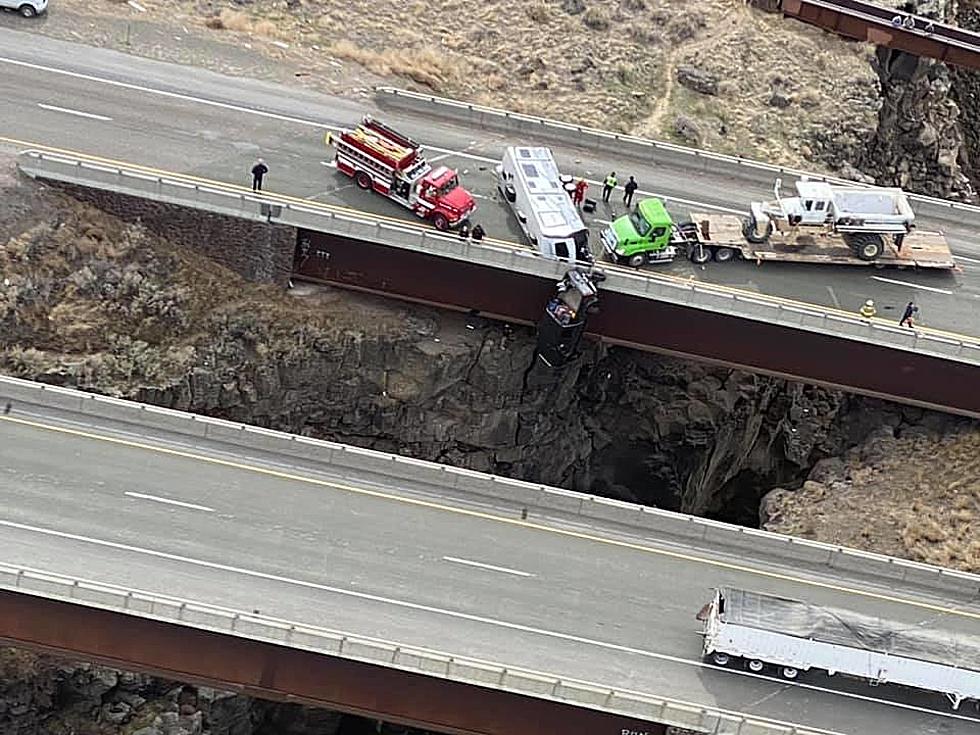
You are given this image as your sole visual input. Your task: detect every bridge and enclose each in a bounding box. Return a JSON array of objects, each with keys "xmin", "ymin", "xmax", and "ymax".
[
  {"xmin": 3, "ymin": 29, "xmax": 979, "ymax": 416},
  {"xmin": 2, "ymin": 375, "xmax": 980, "ymax": 735},
  {"xmin": 780, "ymin": 0, "xmax": 980, "ymax": 71}
]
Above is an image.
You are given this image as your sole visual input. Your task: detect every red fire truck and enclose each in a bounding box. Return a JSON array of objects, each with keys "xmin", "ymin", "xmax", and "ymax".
[{"xmin": 326, "ymin": 116, "xmax": 476, "ymax": 230}]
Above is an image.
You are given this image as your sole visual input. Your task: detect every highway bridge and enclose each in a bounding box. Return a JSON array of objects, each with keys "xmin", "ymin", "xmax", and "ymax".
[
  {"xmin": 2, "ymin": 375, "xmax": 980, "ymax": 735},
  {"xmin": 2, "ymin": 29, "xmax": 979, "ymax": 415},
  {"xmin": 780, "ymin": 0, "xmax": 980, "ymax": 71}
]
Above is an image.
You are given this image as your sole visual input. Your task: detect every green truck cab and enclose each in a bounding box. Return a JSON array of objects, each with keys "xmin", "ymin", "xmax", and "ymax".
[{"xmin": 600, "ymin": 198, "xmax": 678, "ymax": 267}]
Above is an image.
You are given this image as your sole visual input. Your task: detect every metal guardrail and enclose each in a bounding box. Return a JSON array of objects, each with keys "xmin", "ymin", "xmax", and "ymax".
[
  {"xmin": 373, "ymin": 87, "xmax": 980, "ymax": 220},
  {"xmin": 17, "ymin": 151, "xmax": 980, "ymax": 368},
  {"xmin": 3, "ymin": 373, "xmax": 979, "ymax": 602},
  {"xmin": 0, "ymin": 563, "xmax": 836, "ymax": 735}
]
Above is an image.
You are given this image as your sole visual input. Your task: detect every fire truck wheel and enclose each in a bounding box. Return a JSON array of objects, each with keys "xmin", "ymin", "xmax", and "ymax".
[
  {"xmin": 354, "ymin": 171, "xmax": 373, "ymax": 190},
  {"xmin": 431, "ymin": 213, "xmax": 450, "ymax": 231}
]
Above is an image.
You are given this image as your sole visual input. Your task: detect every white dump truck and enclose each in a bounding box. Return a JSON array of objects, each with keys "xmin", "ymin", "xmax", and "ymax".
[
  {"xmin": 698, "ymin": 587, "xmax": 980, "ymax": 709},
  {"xmin": 746, "ymin": 178, "xmax": 916, "ymax": 261},
  {"xmin": 496, "ymin": 146, "xmax": 593, "ymax": 265}
]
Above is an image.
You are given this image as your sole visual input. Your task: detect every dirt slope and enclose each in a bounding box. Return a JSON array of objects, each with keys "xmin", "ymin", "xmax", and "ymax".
[{"xmin": 12, "ymin": 0, "xmax": 878, "ymax": 168}]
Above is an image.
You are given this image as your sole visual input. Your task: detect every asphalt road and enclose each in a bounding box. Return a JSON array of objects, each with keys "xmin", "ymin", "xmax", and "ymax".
[
  {"xmin": 0, "ymin": 28, "xmax": 979, "ymax": 341},
  {"xmin": 1, "ymin": 406, "xmax": 980, "ymax": 734}
]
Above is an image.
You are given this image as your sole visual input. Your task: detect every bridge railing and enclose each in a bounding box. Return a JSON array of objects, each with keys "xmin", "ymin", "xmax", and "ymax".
[
  {"xmin": 17, "ymin": 151, "xmax": 980, "ymax": 369},
  {"xmin": 0, "ymin": 563, "xmax": 835, "ymax": 735},
  {"xmin": 3, "ymin": 374, "xmax": 979, "ymax": 603}
]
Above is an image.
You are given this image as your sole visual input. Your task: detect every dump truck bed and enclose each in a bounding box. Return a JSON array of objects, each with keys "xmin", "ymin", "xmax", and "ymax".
[{"xmin": 688, "ymin": 212, "xmax": 955, "ymax": 270}]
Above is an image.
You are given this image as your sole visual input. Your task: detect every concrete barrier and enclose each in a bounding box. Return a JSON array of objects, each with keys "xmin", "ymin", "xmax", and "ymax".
[
  {"xmin": 0, "ymin": 563, "xmax": 832, "ymax": 735},
  {"xmin": 17, "ymin": 150, "xmax": 980, "ymax": 369},
  {"xmin": 374, "ymin": 87, "xmax": 980, "ymax": 221},
  {"xmin": 4, "ymin": 373, "xmax": 980, "ymax": 601}
]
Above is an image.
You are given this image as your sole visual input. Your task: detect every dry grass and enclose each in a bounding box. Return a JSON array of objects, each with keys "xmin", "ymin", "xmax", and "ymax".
[
  {"xmin": 764, "ymin": 430, "xmax": 980, "ymax": 573},
  {"xmin": 326, "ymin": 39, "xmax": 457, "ymax": 90},
  {"xmin": 206, "ymin": 9, "xmax": 281, "ymax": 38}
]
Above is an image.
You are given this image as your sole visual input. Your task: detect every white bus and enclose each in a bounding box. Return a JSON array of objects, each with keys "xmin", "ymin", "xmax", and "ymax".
[{"xmin": 496, "ymin": 146, "xmax": 593, "ymax": 265}]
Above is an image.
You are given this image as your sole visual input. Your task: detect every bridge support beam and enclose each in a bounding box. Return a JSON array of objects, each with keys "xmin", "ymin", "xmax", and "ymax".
[
  {"xmin": 0, "ymin": 590, "xmax": 665, "ymax": 735},
  {"xmin": 295, "ymin": 231, "xmax": 980, "ymax": 418}
]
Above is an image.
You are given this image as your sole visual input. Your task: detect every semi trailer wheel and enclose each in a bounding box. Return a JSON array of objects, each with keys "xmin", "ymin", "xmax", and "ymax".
[
  {"xmin": 688, "ymin": 244, "xmax": 711, "ymax": 264},
  {"xmin": 780, "ymin": 667, "xmax": 800, "ymax": 680},
  {"xmin": 354, "ymin": 171, "xmax": 372, "ymax": 189},
  {"xmin": 747, "ymin": 659, "xmax": 765, "ymax": 673},
  {"xmin": 713, "ymin": 247, "xmax": 735, "ymax": 263},
  {"xmin": 849, "ymin": 233, "xmax": 884, "ymax": 261},
  {"xmin": 711, "ymin": 652, "xmax": 732, "ymax": 666}
]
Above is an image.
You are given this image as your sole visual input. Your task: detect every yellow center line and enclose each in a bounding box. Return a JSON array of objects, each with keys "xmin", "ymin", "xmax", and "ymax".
[
  {"xmin": 2, "ymin": 413, "xmax": 978, "ymax": 622},
  {"xmin": 4, "ymin": 135, "xmax": 977, "ymax": 345}
]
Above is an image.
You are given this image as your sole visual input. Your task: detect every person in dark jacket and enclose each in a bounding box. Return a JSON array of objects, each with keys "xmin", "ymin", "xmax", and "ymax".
[
  {"xmin": 623, "ymin": 175, "xmax": 638, "ymax": 207},
  {"xmin": 899, "ymin": 300, "xmax": 918, "ymax": 327},
  {"xmin": 251, "ymin": 158, "xmax": 268, "ymax": 191}
]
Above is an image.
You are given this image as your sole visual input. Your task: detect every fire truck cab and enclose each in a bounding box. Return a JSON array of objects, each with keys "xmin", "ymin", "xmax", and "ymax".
[{"xmin": 327, "ymin": 116, "xmax": 476, "ymax": 230}]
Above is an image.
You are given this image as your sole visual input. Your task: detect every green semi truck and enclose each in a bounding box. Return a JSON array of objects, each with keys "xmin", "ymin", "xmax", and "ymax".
[
  {"xmin": 599, "ymin": 198, "xmax": 713, "ymax": 267},
  {"xmin": 600, "ymin": 192, "xmax": 954, "ymax": 270}
]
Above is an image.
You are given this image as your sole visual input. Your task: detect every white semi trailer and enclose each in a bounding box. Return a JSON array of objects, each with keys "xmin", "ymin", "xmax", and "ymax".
[{"xmin": 699, "ymin": 587, "xmax": 980, "ymax": 709}]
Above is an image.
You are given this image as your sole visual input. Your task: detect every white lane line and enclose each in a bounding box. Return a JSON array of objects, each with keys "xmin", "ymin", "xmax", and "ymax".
[
  {"xmin": 955, "ymin": 254, "xmax": 980, "ymax": 264},
  {"xmin": 825, "ymin": 285, "xmax": 841, "ymax": 309},
  {"xmin": 869, "ymin": 276, "xmax": 954, "ymax": 295},
  {"xmin": 442, "ymin": 555, "xmax": 533, "ymax": 577},
  {"xmin": 1, "ymin": 56, "xmax": 740, "ymax": 216},
  {"xmin": 124, "ymin": 492, "xmax": 215, "ymax": 512},
  {"xmin": 37, "ymin": 103, "xmax": 112, "ymax": 121},
  {"xmin": 1, "ymin": 519, "xmax": 977, "ymax": 725},
  {"xmin": 593, "ymin": 218, "xmax": 613, "ymax": 225}
]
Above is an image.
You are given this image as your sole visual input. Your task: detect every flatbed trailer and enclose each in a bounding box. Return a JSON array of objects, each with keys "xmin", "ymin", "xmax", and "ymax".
[
  {"xmin": 680, "ymin": 212, "xmax": 955, "ymax": 270},
  {"xmin": 699, "ymin": 587, "xmax": 980, "ymax": 709}
]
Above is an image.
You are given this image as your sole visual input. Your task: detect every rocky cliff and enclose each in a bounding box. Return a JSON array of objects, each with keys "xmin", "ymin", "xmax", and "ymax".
[
  {"xmin": 952, "ymin": 1, "xmax": 980, "ymax": 193},
  {"xmin": 762, "ymin": 420, "xmax": 980, "ymax": 573},
  {"xmin": 853, "ymin": 1, "xmax": 977, "ymax": 199},
  {"xmin": 2, "ymin": 172, "xmax": 950, "ymax": 522},
  {"xmin": 0, "ymin": 647, "xmax": 350, "ymax": 735}
]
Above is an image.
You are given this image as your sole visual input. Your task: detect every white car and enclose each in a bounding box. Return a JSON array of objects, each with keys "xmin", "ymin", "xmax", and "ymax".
[{"xmin": 1, "ymin": 0, "xmax": 47, "ymax": 16}]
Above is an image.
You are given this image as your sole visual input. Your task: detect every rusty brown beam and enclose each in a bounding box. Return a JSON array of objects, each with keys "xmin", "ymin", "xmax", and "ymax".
[
  {"xmin": 0, "ymin": 590, "xmax": 666, "ymax": 735},
  {"xmin": 294, "ymin": 231, "xmax": 980, "ymax": 418},
  {"xmin": 781, "ymin": 0, "xmax": 980, "ymax": 71}
]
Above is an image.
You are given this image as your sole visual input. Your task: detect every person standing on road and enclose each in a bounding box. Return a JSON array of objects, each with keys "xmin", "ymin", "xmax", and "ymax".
[
  {"xmin": 602, "ymin": 171, "xmax": 617, "ymax": 203},
  {"xmin": 623, "ymin": 176, "xmax": 638, "ymax": 208},
  {"xmin": 859, "ymin": 299, "xmax": 876, "ymax": 319},
  {"xmin": 899, "ymin": 300, "xmax": 918, "ymax": 327},
  {"xmin": 573, "ymin": 179, "xmax": 589, "ymax": 208},
  {"xmin": 251, "ymin": 158, "xmax": 269, "ymax": 191}
]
